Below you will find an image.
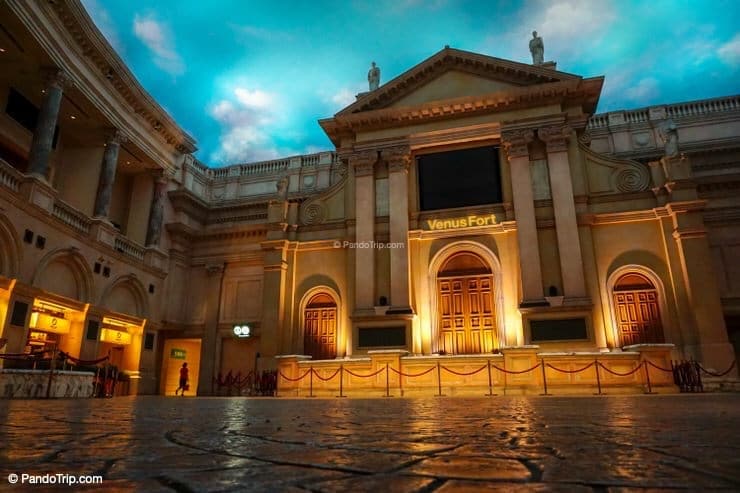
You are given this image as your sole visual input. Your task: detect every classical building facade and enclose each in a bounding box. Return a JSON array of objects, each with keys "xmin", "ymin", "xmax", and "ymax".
[{"xmin": 0, "ymin": 0, "xmax": 738, "ymax": 395}]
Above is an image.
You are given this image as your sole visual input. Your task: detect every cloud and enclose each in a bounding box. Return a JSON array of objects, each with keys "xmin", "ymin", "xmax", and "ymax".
[
  {"xmin": 718, "ymin": 34, "xmax": 740, "ymax": 66},
  {"xmin": 133, "ymin": 13, "xmax": 184, "ymax": 75},
  {"xmin": 330, "ymin": 88, "xmax": 357, "ymax": 108},
  {"xmin": 209, "ymin": 87, "xmax": 281, "ymax": 164},
  {"xmin": 229, "ymin": 24, "xmax": 293, "ymax": 42},
  {"xmin": 81, "ymin": 0, "xmax": 123, "ymax": 53},
  {"xmin": 624, "ymin": 77, "xmax": 660, "ymax": 104}
]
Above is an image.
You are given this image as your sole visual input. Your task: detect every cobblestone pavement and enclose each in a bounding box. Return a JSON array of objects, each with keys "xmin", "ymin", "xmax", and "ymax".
[{"xmin": 1, "ymin": 394, "xmax": 739, "ymax": 492}]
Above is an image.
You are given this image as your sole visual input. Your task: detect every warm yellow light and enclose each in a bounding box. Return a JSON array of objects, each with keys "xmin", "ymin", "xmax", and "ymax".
[
  {"xmin": 29, "ymin": 311, "xmax": 70, "ymax": 334},
  {"xmin": 100, "ymin": 328, "xmax": 132, "ymax": 345},
  {"xmin": 102, "ymin": 317, "xmax": 131, "ymax": 328}
]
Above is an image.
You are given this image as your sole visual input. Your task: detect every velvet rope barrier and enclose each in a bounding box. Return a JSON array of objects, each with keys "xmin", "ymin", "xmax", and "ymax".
[
  {"xmin": 388, "ymin": 366, "xmax": 436, "ymax": 378},
  {"xmin": 440, "ymin": 364, "xmax": 488, "ymax": 377},
  {"xmin": 278, "ymin": 369, "xmax": 312, "ymax": 382},
  {"xmin": 311, "ymin": 367, "xmax": 341, "ymax": 382},
  {"xmin": 645, "ymin": 360, "xmax": 673, "ymax": 372},
  {"xmin": 597, "ymin": 361, "xmax": 643, "ymax": 377},
  {"xmin": 65, "ymin": 355, "xmax": 110, "ymax": 366},
  {"xmin": 696, "ymin": 360, "xmax": 736, "ymax": 377},
  {"xmin": 545, "ymin": 361, "xmax": 596, "ymax": 374},
  {"xmin": 344, "ymin": 367, "xmax": 386, "ymax": 378},
  {"xmin": 491, "ymin": 362, "xmax": 541, "ymax": 374}
]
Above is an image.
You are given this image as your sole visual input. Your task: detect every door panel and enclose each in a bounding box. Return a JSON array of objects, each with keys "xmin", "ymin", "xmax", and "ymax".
[
  {"xmin": 437, "ymin": 274, "xmax": 497, "ymax": 354},
  {"xmin": 304, "ymin": 306, "xmax": 337, "ymax": 360},
  {"xmin": 614, "ymin": 289, "xmax": 663, "ymax": 346}
]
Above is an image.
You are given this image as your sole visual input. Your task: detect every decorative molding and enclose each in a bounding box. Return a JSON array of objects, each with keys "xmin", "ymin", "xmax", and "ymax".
[
  {"xmin": 501, "ymin": 129, "xmax": 534, "ymax": 159},
  {"xmin": 40, "ymin": 66, "xmax": 73, "ymax": 89},
  {"xmin": 382, "ymin": 146, "xmax": 411, "ymax": 173},
  {"xmin": 537, "ymin": 125, "xmax": 571, "ymax": 153},
  {"xmin": 205, "ymin": 263, "xmax": 224, "ymax": 276},
  {"xmin": 301, "ymin": 202, "xmax": 326, "ymax": 225},
  {"xmin": 349, "ymin": 150, "xmax": 377, "ymax": 177}
]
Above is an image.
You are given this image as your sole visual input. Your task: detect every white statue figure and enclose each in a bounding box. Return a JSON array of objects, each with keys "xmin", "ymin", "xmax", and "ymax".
[
  {"xmin": 275, "ymin": 175, "xmax": 289, "ymax": 199},
  {"xmin": 658, "ymin": 119, "xmax": 679, "ymax": 158},
  {"xmin": 368, "ymin": 61, "xmax": 380, "ymax": 91},
  {"xmin": 529, "ymin": 31, "xmax": 544, "ymax": 65}
]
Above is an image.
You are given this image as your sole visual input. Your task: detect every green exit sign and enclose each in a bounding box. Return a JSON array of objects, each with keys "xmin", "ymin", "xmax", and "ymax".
[{"xmin": 170, "ymin": 348, "xmax": 186, "ymax": 359}]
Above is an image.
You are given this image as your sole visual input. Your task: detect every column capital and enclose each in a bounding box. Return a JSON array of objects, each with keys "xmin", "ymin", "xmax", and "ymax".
[
  {"xmin": 40, "ymin": 67, "xmax": 73, "ymax": 90},
  {"xmin": 537, "ymin": 125, "xmax": 572, "ymax": 153},
  {"xmin": 205, "ymin": 263, "xmax": 225, "ymax": 276},
  {"xmin": 501, "ymin": 129, "xmax": 535, "ymax": 159},
  {"xmin": 104, "ymin": 129, "xmax": 128, "ymax": 146},
  {"xmin": 349, "ymin": 150, "xmax": 377, "ymax": 177},
  {"xmin": 382, "ymin": 146, "xmax": 411, "ymax": 173}
]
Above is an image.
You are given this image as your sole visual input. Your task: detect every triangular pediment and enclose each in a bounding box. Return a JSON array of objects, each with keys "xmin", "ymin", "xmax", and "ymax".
[{"xmin": 338, "ymin": 47, "xmax": 582, "ymax": 115}]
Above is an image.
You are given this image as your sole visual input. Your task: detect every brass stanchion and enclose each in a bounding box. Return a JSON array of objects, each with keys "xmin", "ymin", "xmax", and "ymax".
[
  {"xmin": 595, "ymin": 360, "xmax": 602, "ymax": 395},
  {"xmin": 435, "ymin": 361, "xmax": 444, "ymax": 397},
  {"xmin": 540, "ymin": 360, "xmax": 549, "ymax": 396},
  {"xmin": 644, "ymin": 361, "xmax": 655, "ymax": 394},
  {"xmin": 385, "ymin": 363, "xmax": 390, "ymax": 397},
  {"xmin": 485, "ymin": 359, "xmax": 497, "ymax": 396},
  {"xmin": 308, "ymin": 367, "xmax": 315, "ymax": 398},
  {"xmin": 337, "ymin": 365, "xmax": 346, "ymax": 398},
  {"xmin": 45, "ymin": 345, "xmax": 57, "ymax": 399}
]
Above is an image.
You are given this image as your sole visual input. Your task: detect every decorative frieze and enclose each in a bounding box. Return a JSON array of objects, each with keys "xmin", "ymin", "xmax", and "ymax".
[
  {"xmin": 41, "ymin": 67, "xmax": 73, "ymax": 90},
  {"xmin": 537, "ymin": 125, "xmax": 571, "ymax": 153},
  {"xmin": 501, "ymin": 129, "xmax": 534, "ymax": 159}
]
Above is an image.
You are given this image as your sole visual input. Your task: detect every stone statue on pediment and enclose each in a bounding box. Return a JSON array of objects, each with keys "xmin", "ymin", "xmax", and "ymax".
[
  {"xmin": 658, "ymin": 119, "xmax": 679, "ymax": 158},
  {"xmin": 368, "ymin": 61, "xmax": 380, "ymax": 91},
  {"xmin": 529, "ymin": 31, "xmax": 544, "ymax": 65},
  {"xmin": 276, "ymin": 175, "xmax": 289, "ymax": 199}
]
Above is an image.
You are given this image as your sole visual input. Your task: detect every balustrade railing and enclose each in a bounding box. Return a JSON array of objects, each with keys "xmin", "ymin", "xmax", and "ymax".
[
  {"xmin": 114, "ymin": 236, "xmax": 145, "ymax": 260},
  {"xmin": 0, "ymin": 159, "xmax": 22, "ymax": 192},
  {"xmin": 51, "ymin": 199, "xmax": 91, "ymax": 235}
]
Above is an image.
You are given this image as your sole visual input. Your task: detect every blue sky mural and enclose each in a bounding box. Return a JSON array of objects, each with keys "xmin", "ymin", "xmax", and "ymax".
[{"xmin": 81, "ymin": 0, "xmax": 740, "ymax": 167}]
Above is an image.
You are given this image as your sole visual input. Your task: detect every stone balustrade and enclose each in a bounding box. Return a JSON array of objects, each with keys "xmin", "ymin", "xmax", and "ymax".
[
  {"xmin": 276, "ymin": 345, "xmax": 677, "ymax": 397},
  {"xmin": 0, "ymin": 159, "xmax": 22, "ymax": 192},
  {"xmin": 52, "ymin": 199, "xmax": 92, "ymax": 235},
  {"xmin": 0, "ymin": 369, "xmax": 95, "ymax": 398}
]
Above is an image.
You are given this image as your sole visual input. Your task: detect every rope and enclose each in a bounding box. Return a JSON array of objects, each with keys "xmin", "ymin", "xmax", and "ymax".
[
  {"xmin": 311, "ymin": 367, "xmax": 341, "ymax": 381},
  {"xmin": 696, "ymin": 360, "xmax": 736, "ymax": 377},
  {"xmin": 278, "ymin": 369, "xmax": 311, "ymax": 382},
  {"xmin": 597, "ymin": 361, "xmax": 642, "ymax": 377},
  {"xmin": 388, "ymin": 366, "xmax": 436, "ymax": 378},
  {"xmin": 646, "ymin": 360, "xmax": 673, "ymax": 373},
  {"xmin": 0, "ymin": 353, "xmax": 37, "ymax": 359},
  {"xmin": 344, "ymin": 367, "xmax": 385, "ymax": 378},
  {"xmin": 440, "ymin": 364, "xmax": 487, "ymax": 376},
  {"xmin": 545, "ymin": 361, "xmax": 596, "ymax": 374},
  {"xmin": 66, "ymin": 355, "xmax": 110, "ymax": 366},
  {"xmin": 491, "ymin": 362, "xmax": 541, "ymax": 375}
]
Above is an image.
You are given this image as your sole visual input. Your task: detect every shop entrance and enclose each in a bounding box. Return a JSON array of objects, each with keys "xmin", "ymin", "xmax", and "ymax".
[
  {"xmin": 161, "ymin": 338, "xmax": 201, "ymax": 396},
  {"xmin": 303, "ymin": 293, "xmax": 337, "ymax": 360},
  {"xmin": 613, "ymin": 273, "xmax": 664, "ymax": 346},
  {"xmin": 437, "ymin": 252, "xmax": 497, "ymax": 354}
]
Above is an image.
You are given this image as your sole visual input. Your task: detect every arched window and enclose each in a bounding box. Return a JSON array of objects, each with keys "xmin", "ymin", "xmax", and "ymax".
[
  {"xmin": 437, "ymin": 252, "xmax": 497, "ymax": 354},
  {"xmin": 613, "ymin": 273, "xmax": 664, "ymax": 346},
  {"xmin": 303, "ymin": 293, "xmax": 337, "ymax": 360}
]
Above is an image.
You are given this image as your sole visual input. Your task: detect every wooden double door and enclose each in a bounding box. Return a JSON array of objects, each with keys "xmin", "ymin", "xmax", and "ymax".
[
  {"xmin": 303, "ymin": 294, "xmax": 337, "ymax": 360},
  {"xmin": 613, "ymin": 289, "xmax": 664, "ymax": 346},
  {"xmin": 437, "ymin": 275, "xmax": 497, "ymax": 354}
]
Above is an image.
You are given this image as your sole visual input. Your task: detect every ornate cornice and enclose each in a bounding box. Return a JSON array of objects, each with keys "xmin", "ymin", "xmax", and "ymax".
[
  {"xmin": 40, "ymin": 66, "xmax": 73, "ymax": 89},
  {"xmin": 349, "ymin": 150, "xmax": 377, "ymax": 177},
  {"xmin": 383, "ymin": 146, "xmax": 411, "ymax": 173},
  {"xmin": 501, "ymin": 129, "xmax": 534, "ymax": 159},
  {"xmin": 537, "ymin": 125, "xmax": 572, "ymax": 153}
]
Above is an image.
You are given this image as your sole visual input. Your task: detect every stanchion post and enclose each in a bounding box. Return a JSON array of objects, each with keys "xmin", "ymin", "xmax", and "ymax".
[
  {"xmin": 436, "ymin": 361, "xmax": 443, "ymax": 397},
  {"xmin": 643, "ymin": 360, "xmax": 655, "ymax": 394},
  {"xmin": 385, "ymin": 363, "xmax": 390, "ymax": 397},
  {"xmin": 398, "ymin": 360, "xmax": 403, "ymax": 397},
  {"xmin": 486, "ymin": 359, "xmax": 497, "ymax": 396},
  {"xmin": 595, "ymin": 360, "xmax": 602, "ymax": 395},
  {"xmin": 540, "ymin": 360, "xmax": 549, "ymax": 396},
  {"xmin": 308, "ymin": 367, "xmax": 314, "ymax": 398},
  {"xmin": 46, "ymin": 345, "xmax": 57, "ymax": 399},
  {"xmin": 338, "ymin": 365, "xmax": 346, "ymax": 398}
]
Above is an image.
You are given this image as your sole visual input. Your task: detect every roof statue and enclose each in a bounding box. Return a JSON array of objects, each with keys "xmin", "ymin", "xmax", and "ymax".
[
  {"xmin": 529, "ymin": 31, "xmax": 544, "ymax": 65},
  {"xmin": 658, "ymin": 119, "xmax": 680, "ymax": 158},
  {"xmin": 368, "ymin": 61, "xmax": 380, "ymax": 91}
]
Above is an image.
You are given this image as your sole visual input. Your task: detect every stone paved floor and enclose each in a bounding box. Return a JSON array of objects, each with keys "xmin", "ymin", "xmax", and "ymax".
[{"xmin": 1, "ymin": 394, "xmax": 739, "ymax": 492}]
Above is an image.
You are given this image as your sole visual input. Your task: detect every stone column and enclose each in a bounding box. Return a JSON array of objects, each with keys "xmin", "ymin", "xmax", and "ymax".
[
  {"xmin": 197, "ymin": 263, "xmax": 224, "ymax": 395},
  {"xmin": 93, "ymin": 130, "xmax": 127, "ymax": 219},
  {"xmin": 351, "ymin": 151, "xmax": 377, "ymax": 309},
  {"xmin": 27, "ymin": 69, "xmax": 71, "ymax": 178},
  {"xmin": 384, "ymin": 147, "xmax": 411, "ymax": 310},
  {"xmin": 261, "ymin": 240, "xmax": 288, "ymax": 361},
  {"xmin": 670, "ymin": 203, "xmax": 737, "ymax": 376},
  {"xmin": 502, "ymin": 129, "xmax": 544, "ymax": 304},
  {"xmin": 539, "ymin": 125, "xmax": 587, "ymax": 299},
  {"xmin": 145, "ymin": 173, "xmax": 168, "ymax": 247}
]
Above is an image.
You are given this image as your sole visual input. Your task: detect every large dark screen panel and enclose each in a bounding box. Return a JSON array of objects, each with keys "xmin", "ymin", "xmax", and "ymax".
[{"xmin": 417, "ymin": 146, "xmax": 502, "ymax": 211}]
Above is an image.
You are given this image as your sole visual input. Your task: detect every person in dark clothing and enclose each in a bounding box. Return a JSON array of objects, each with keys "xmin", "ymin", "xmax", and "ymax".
[{"xmin": 175, "ymin": 362, "xmax": 189, "ymax": 396}]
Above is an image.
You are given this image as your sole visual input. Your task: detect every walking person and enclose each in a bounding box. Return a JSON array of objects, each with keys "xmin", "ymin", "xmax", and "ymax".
[{"xmin": 175, "ymin": 362, "xmax": 189, "ymax": 396}]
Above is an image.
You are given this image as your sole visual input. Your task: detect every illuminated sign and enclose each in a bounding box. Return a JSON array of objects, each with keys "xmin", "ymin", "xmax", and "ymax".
[
  {"xmin": 233, "ymin": 325, "xmax": 251, "ymax": 338},
  {"xmin": 425, "ymin": 214, "xmax": 497, "ymax": 231},
  {"xmin": 99, "ymin": 328, "xmax": 132, "ymax": 345},
  {"xmin": 29, "ymin": 311, "xmax": 70, "ymax": 334},
  {"xmin": 170, "ymin": 348, "xmax": 186, "ymax": 359}
]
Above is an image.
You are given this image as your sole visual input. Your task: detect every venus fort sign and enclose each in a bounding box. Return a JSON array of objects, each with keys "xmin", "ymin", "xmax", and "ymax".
[{"xmin": 425, "ymin": 214, "xmax": 498, "ymax": 231}]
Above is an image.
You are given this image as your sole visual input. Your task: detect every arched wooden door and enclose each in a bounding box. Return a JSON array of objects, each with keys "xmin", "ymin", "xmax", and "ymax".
[
  {"xmin": 303, "ymin": 293, "xmax": 337, "ymax": 360},
  {"xmin": 437, "ymin": 252, "xmax": 497, "ymax": 354},
  {"xmin": 613, "ymin": 273, "xmax": 664, "ymax": 346}
]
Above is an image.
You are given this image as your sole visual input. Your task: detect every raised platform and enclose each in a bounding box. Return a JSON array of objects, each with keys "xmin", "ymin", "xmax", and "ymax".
[
  {"xmin": 0, "ymin": 369, "xmax": 95, "ymax": 399},
  {"xmin": 276, "ymin": 345, "xmax": 678, "ymax": 397}
]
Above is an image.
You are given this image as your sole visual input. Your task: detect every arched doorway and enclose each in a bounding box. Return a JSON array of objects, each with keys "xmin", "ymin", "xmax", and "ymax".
[
  {"xmin": 303, "ymin": 293, "xmax": 337, "ymax": 360},
  {"xmin": 612, "ymin": 273, "xmax": 664, "ymax": 346},
  {"xmin": 437, "ymin": 252, "xmax": 498, "ymax": 354}
]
